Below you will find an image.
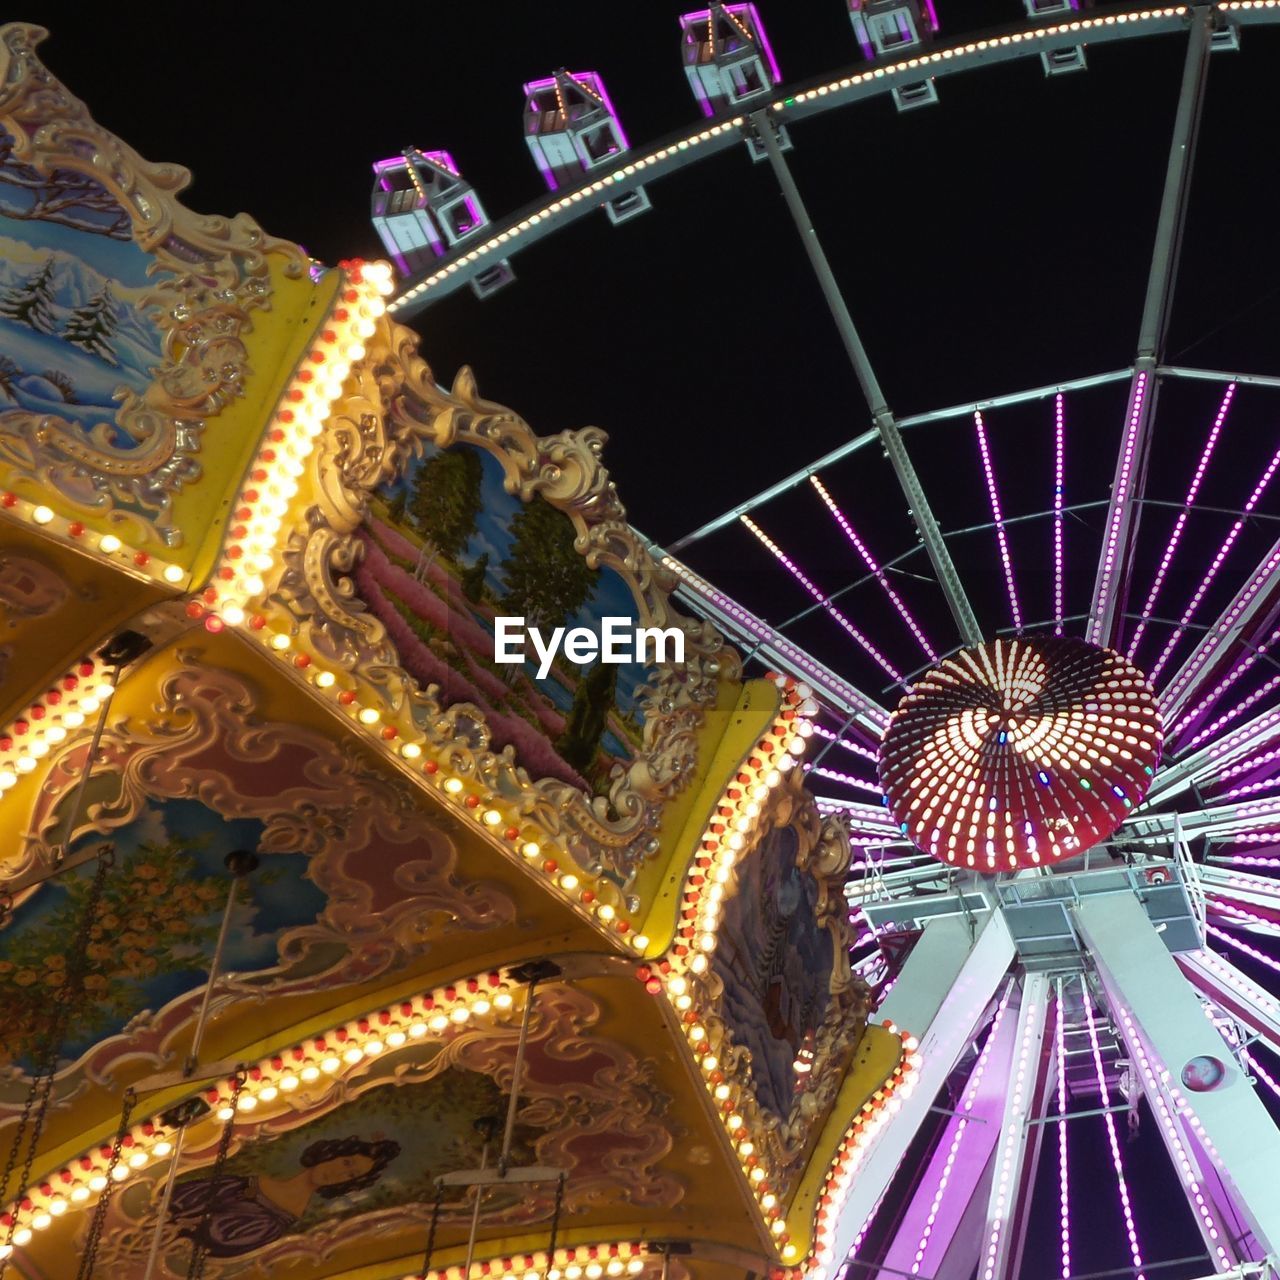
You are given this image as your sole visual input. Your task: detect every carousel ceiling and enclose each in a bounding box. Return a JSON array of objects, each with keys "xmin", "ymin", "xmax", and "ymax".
[{"xmin": 0, "ymin": 22, "xmax": 906, "ymax": 1280}]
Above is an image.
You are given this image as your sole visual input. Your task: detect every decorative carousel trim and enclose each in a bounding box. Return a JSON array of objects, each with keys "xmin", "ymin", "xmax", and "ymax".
[
  {"xmin": 635, "ymin": 675, "xmax": 874, "ymax": 1241},
  {"xmin": 402, "ymin": 1240, "xmax": 657, "ymax": 1280},
  {"xmin": 0, "ymin": 493, "xmax": 187, "ymax": 589},
  {"xmin": 179, "ymin": 259, "xmax": 392, "ymax": 632},
  {"xmin": 270, "ymin": 308, "xmax": 741, "ymax": 892},
  {"xmin": 0, "ymin": 974, "xmax": 519, "ymax": 1252},
  {"xmin": 0, "ymin": 653, "xmax": 113, "ymax": 801},
  {"xmin": 802, "ymin": 1023, "xmax": 921, "ymax": 1277},
  {"xmin": 0, "ymin": 22, "xmax": 305, "ymax": 546},
  {"xmin": 0, "ymin": 972, "xmax": 680, "ymax": 1261}
]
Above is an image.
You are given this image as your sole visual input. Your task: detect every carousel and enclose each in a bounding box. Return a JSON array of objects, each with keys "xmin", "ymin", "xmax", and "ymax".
[{"xmin": 0, "ymin": 21, "xmax": 906, "ymax": 1280}]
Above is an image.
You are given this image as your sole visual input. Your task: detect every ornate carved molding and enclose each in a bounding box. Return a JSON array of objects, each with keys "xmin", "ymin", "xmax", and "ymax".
[
  {"xmin": 0, "ymin": 23, "xmax": 305, "ymax": 544},
  {"xmin": 89, "ymin": 984, "xmax": 682, "ymax": 1277},
  {"xmin": 277, "ymin": 313, "xmax": 741, "ymax": 890}
]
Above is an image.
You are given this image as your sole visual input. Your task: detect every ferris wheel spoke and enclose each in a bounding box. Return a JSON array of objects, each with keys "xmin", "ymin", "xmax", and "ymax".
[
  {"xmin": 1090, "ymin": 11, "xmax": 1214, "ymax": 650},
  {"xmin": 1147, "ymin": 452, "xmax": 1280, "ymax": 690},
  {"xmin": 1199, "ymin": 865, "xmax": 1280, "ymax": 918},
  {"xmin": 740, "ymin": 515, "xmax": 903, "ymax": 682},
  {"xmin": 1127, "ymin": 382, "xmax": 1236, "ymax": 661},
  {"xmin": 809, "ymin": 476, "xmax": 939, "ymax": 663},
  {"xmin": 753, "ymin": 114, "xmax": 982, "ymax": 649},
  {"xmin": 1130, "ymin": 797, "xmax": 1280, "ymax": 844},
  {"xmin": 652, "ymin": 550, "xmax": 891, "ymax": 737},
  {"xmin": 1143, "ymin": 697, "xmax": 1280, "ymax": 807},
  {"xmin": 1178, "ymin": 949, "xmax": 1280, "ymax": 1061},
  {"xmin": 1054, "ymin": 394, "xmax": 1066, "ymax": 639},
  {"xmin": 974, "ymin": 411, "xmax": 1023, "ymax": 635},
  {"xmin": 1168, "ymin": 625, "xmax": 1280, "ymax": 748},
  {"xmin": 979, "ymin": 973, "xmax": 1054, "ymax": 1280},
  {"xmin": 1077, "ymin": 891, "xmax": 1280, "ymax": 1261}
]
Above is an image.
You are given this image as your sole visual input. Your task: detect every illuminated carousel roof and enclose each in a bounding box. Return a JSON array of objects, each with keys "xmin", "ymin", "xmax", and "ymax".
[{"xmin": 0, "ymin": 22, "xmax": 904, "ymax": 1280}]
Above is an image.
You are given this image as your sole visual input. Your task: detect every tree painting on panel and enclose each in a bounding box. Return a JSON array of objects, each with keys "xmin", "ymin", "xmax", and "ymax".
[
  {"xmin": 0, "ymin": 125, "xmax": 165, "ymax": 436},
  {"xmin": 0, "ymin": 798, "xmax": 326, "ymax": 1070},
  {"xmin": 356, "ymin": 443, "xmax": 648, "ymax": 798}
]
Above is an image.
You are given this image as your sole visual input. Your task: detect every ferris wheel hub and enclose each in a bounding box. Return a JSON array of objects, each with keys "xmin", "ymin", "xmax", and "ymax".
[{"xmin": 877, "ymin": 635, "xmax": 1164, "ymax": 872}]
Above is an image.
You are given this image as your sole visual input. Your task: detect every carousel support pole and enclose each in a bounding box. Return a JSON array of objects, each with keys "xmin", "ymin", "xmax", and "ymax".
[
  {"xmin": 54, "ymin": 631, "xmax": 151, "ymax": 868},
  {"xmin": 1076, "ymin": 891, "xmax": 1280, "ymax": 1259},
  {"xmin": 751, "ymin": 107, "xmax": 982, "ymax": 648},
  {"xmin": 464, "ymin": 1120, "xmax": 498, "ymax": 1280},
  {"xmin": 141, "ymin": 851, "xmax": 258, "ymax": 1280},
  {"xmin": 499, "ymin": 961, "xmax": 559, "ymax": 1175}
]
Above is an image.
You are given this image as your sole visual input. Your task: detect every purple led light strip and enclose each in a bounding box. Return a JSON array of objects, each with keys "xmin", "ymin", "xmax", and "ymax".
[
  {"xmin": 811, "ymin": 723, "xmax": 879, "ymax": 763},
  {"xmin": 1183, "ymin": 669, "xmax": 1280, "ymax": 754},
  {"xmin": 1217, "ymin": 741, "xmax": 1280, "ymax": 784},
  {"xmin": 1117, "ymin": 1002, "xmax": 1233, "ymax": 1272},
  {"xmin": 1090, "ymin": 371, "xmax": 1150, "ymax": 647},
  {"xmin": 1054, "ymin": 394, "xmax": 1065, "ymax": 638},
  {"xmin": 1207, "ymin": 923, "xmax": 1280, "ymax": 976},
  {"xmin": 1168, "ymin": 624, "xmax": 1280, "ymax": 744},
  {"xmin": 659, "ymin": 555, "xmax": 892, "ymax": 732},
  {"xmin": 912, "ymin": 984, "xmax": 1014, "ymax": 1277},
  {"xmin": 974, "ymin": 411, "xmax": 1022, "ymax": 633},
  {"xmin": 1162, "ymin": 538, "xmax": 1280, "ymax": 721},
  {"xmin": 807, "ymin": 764, "xmax": 883, "ymax": 795},
  {"xmin": 741, "ymin": 515, "xmax": 903, "ymax": 681},
  {"xmin": 1056, "ymin": 988, "xmax": 1070, "ymax": 1280},
  {"xmin": 1208, "ymin": 704, "xmax": 1280, "ymax": 762},
  {"xmin": 1150, "ymin": 444, "xmax": 1280, "ymax": 686},
  {"xmin": 1128, "ymin": 383, "xmax": 1235, "ymax": 660},
  {"xmin": 1082, "ymin": 987, "xmax": 1145, "ymax": 1280},
  {"xmin": 1220, "ymin": 774, "xmax": 1280, "ymax": 802},
  {"xmin": 981, "ymin": 982, "xmax": 1044, "ymax": 1280},
  {"xmin": 1245, "ymin": 1048, "xmax": 1280, "ymax": 1104},
  {"xmin": 810, "ymin": 476, "xmax": 938, "ymax": 662}
]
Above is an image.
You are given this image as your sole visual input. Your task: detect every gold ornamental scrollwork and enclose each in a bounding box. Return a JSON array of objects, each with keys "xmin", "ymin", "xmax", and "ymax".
[
  {"xmin": 278, "ymin": 311, "xmax": 741, "ymax": 889},
  {"xmin": 0, "ymin": 23, "xmax": 304, "ymax": 544}
]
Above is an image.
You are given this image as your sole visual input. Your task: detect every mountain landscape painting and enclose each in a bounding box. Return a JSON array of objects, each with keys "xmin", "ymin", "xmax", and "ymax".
[{"xmin": 0, "ymin": 126, "xmax": 166, "ymax": 439}]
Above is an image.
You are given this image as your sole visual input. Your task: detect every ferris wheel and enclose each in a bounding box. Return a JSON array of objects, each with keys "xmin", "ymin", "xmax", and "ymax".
[{"xmin": 375, "ymin": 3, "xmax": 1280, "ymax": 1279}]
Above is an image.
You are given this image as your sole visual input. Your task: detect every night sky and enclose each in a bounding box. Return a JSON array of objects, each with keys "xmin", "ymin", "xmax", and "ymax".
[{"xmin": 16, "ymin": 4, "xmax": 1280, "ymax": 1277}]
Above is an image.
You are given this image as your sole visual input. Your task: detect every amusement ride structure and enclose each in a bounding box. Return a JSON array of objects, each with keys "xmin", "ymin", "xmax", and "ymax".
[
  {"xmin": 2, "ymin": 5, "xmax": 1280, "ymax": 1280},
  {"xmin": 373, "ymin": 4, "xmax": 1280, "ymax": 1279}
]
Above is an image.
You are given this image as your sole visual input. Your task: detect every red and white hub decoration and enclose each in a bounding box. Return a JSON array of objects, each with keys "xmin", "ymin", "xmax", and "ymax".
[{"xmin": 878, "ymin": 636, "xmax": 1163, "ymax": 871}]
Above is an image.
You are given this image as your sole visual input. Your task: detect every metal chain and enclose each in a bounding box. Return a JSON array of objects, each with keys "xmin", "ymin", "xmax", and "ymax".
[
  {"xmin": 419, "ymin": 1179, "xmax": 443, "ymax": 1279},
  {"xmin": 546, "ymin": 1174, "xmax": 565, "ymax": 1276},
  {"xmin": 0, "ymin": 846, "xmax": 115, "ymax": 1278},
  {"xmin": 75, "ymin": 1086, "xmax": 136, "ymax": 1280},
  {"xmin": 185, "ymin": 1070, "xmax": 245, "ymax": 1280}
]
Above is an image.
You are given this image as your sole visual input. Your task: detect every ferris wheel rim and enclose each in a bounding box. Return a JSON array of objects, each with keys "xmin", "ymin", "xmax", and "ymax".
[{"xmin": 386, "ymin": 5, "xmax": 1275, "ymax": 319}]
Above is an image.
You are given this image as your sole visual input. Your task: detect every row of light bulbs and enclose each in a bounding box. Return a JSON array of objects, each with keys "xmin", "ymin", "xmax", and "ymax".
[
  {"xmin": 0, "ymin": 490, "xmax": 188, "ymax": 590},
  {"xmin": 806, "ymin": 1021, "xmax": 921, "ymax": 1279},
  {"xmin": 393, "ymin": 9, "xmax": 1195, "ymax": 312},
  {"xmin": 404, "ymin": 1243, "xmax": 652, "ymax": 1280},
  {"xmin": 1, "ymin": 973, "xmax": 525, "ymax": 1251},
  {"xmin": 185, "ymin": 259, "xmax": 392, "ymax": 633},
  {"xmin": 0, "ymin": 656, "xmax": 113, "ymax": 796}
]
